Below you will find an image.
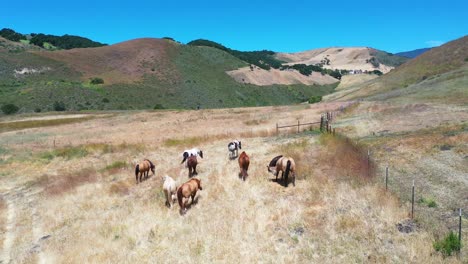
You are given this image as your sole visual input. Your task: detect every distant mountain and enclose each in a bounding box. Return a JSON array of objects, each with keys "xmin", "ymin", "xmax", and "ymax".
[{"xmin": 395, "ymin": 48, "xmax": 432, "ymax": 58}]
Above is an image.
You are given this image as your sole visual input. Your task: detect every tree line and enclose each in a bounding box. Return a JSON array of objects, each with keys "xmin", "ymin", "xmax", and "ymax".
[{"xmin": 0, "ymin": 28, "xmax": 106, "ymax": 49}]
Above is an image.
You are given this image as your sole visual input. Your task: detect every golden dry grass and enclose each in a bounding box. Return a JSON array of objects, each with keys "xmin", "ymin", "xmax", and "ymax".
[{"xmin": 0, "ymin": 103, "xmax": 463, "ymax": 263}]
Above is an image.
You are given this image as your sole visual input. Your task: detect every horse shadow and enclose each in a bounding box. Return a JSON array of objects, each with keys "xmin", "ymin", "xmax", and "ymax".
[{"xmin": 269, "ymin": 178, "xmax": 288, "ymax": 187}]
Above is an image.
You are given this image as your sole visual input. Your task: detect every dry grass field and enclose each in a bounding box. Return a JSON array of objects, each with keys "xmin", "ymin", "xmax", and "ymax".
[{"xmin": 0, "ymin": 102, "xmax": 465, "ymax": 263}]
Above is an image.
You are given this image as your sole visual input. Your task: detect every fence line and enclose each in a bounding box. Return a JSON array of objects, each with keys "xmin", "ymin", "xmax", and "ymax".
[{"xmin": 275, "ymin": 111, "xmax": 337, "ymax": 135}]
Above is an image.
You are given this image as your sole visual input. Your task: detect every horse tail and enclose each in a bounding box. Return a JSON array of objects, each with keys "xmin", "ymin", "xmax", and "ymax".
[
  {"xmin": 177, "ymin": 186, "xmax": 184, "ymax": 208},
  {"xmin": 285, "ymin": 160, "xmax": 291, "ymax": 187},
  {"xmin": 135, "ymin": 164, "xmax": 139, "ymax": 178}
]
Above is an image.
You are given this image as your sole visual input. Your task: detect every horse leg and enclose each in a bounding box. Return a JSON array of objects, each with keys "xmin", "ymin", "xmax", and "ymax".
[
  {"xmin": 164, "ymin": 190, "xmax": 170, "ymax": 208},
  {"xmin": 194, "ymin": 164, "xmax": 198, "ymax": 175}
]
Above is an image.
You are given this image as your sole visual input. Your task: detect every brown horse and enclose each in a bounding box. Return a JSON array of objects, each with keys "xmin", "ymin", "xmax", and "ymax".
[
  {"xmin": 267, "ymin": 156, "xmax": 296, "ymax": 187},
  {"xmin": 187, "ymin": 155, "xmax": 198, "ymax": 177},
  {"xmin": 238, "ymin": 151, "xmax": 250, "ymax": 181},
  {"xmin": 135, "ymin": 159, "xmax": 155, "ymax": 184},
  {"xmin": 177, "ymin": 178, "xmax": 203, "ymax": 214}
]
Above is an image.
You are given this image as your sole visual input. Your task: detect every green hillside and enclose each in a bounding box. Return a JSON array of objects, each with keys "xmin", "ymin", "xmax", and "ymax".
[{"xmin": 0, "ymin": 39, "xmax": 336, "ymax": 113}]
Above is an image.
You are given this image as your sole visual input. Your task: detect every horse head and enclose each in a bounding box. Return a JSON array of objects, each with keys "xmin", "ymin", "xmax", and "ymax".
[
  {"xmin": 238, "ymin": 141, "xmax": 242, "ymax": 149},
  {"xmin": 181, "ymin": 152, "xmax": 189, "ymax": 164},
  {"xmin": 198, "ymin": 150, "xmax": 203, "ymax": 159},
  {"xmin": 195, "ymin": 178, "xmax": 202, "ymax": 190}
]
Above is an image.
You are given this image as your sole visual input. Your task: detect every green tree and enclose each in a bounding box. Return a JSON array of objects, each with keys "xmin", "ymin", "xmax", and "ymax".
[{"xmin": 53, "ymin": 101, "xmax": 66, "ymax": 111}]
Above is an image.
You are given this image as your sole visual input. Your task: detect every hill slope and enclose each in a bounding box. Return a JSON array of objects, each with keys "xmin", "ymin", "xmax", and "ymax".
[
  {"xmin": 324, "ymin": 36, "xmax": 468, "ymax": 102},
  {"xmin": 0, "ymin": 38, "xmax": 337, "ymax": 113},
  {"xmin": 276, "ymin": 47, "xmax": 409, "ymax": 73}
]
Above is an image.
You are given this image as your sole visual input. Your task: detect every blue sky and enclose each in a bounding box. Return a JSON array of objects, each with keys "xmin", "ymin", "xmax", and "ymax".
[{"xmin": 3, "ymin": 0, "xmax": 467, "ymax": 53}]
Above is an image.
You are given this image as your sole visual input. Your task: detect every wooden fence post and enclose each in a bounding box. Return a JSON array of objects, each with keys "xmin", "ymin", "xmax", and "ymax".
[
  {"xmin": 320, "ymin": 115, "xmax": 324, "ymax": 132},
  {"xmin": 411, "ymin": 180, "xmax": 415, "ymax": 219},
  {"xmin": 297, "ymin": 120, "xmax": 300, "ymax": 133},
  {"xmin": 367, "ymin": 149, "xmax": 370, "ymax": 178},
  {"xmin": 276, "ymin": 123, "xmax": 278, "ymax": 135},
  {"xmin": 385, "ymin": 166, "xmax": 388, "ymax": 191},
  {"xmin": 459, "ymin": 208, "xmax": 462, "ymax": 251}
]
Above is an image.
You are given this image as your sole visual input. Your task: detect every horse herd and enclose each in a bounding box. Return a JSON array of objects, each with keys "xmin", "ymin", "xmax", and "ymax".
[{"xmin": 134, "ymin": 140, "xmax": 296, "ymax": 214}]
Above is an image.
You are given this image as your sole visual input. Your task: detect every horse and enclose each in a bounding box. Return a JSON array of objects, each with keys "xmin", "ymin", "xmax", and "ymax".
[
  {"xmin": 181, "ymin": 148, "xmax": 203, "ymax": 165},
  {"xmin": 238, "ymin": 151, "xmax": 250, "ymax": 181},
  {"xmin": 135, "ymin": 159, "xmax": 155, "ymax": 184},
  {"xmin": 162, "ymin": 175, "xmax": 177, "ymax": 208},
  {"xmin": 177, "ymin": 178, "xmax": 203, "ymax": 214},
  {"xmin": 187, "ymin": 155, "xmax": 198, "ymax": 177},
  {"xmin": 267, "ymin": 155, "xmax": 296, "ymax": 187},
  {"xmin": 228, "ymin": 140, "xmax": 242, "ymax": 159}
]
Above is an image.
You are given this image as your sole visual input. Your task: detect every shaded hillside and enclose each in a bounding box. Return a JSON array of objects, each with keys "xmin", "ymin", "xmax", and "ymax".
[
  {"xmin": 0, "ymin": 38, "xmax": 337, "ymax": 113},
  {"xmin": 396, "ymin": 47, "xmax": 432, "ymax": 58},
  {"xmin": 187, "ymin": 39, "xmax": 283, "ymax": 70},
  {"xmin": 324, "ymin": 36, "xmax": 468, "ymax": 102}
]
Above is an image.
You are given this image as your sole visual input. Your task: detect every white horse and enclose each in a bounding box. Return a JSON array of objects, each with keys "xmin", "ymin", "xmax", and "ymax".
[
  {"xmin": 181, "ymin": 148, "xmax": 203, "ymax": 164},
  {"xmin": 228, "ymin": 140, "xmax": 241, "ymax": 159},
  {"xmin": 163, "ymin": 175, "xmax": 178, "ymax": 208}
]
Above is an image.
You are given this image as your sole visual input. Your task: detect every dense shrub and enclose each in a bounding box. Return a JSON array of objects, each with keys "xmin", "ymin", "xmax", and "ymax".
[
  {"xmin": 90, "ymin": 77, "xmax": 104, "ymax": 85},
  {"xmin": 154, "ymin": 104, "xmax": 165, "ymax": 109},
  {"xmin": 433, "ymin": 231, "xmax": 461, "ymax": 256},
  {"xmin": 309, "ymin": 96, "xmax": 322, "ymax": 104},
  {"xmin": 102, "ymin": 98, "xmax": 110, "ymax": 103},
  {"xmin": 53, "ymin": 101, "xmax": 66, "ymax": 111},
  {"xmin": 0, "ymin": 28, "xmax": 26, "ymax": 42},
  {"xmin": 1, "ymin": 103, "xmax": 19, "ymax": 115}
]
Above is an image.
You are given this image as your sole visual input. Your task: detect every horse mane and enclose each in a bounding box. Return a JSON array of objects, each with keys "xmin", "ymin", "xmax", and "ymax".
[
  {"xmin": 145, "ymin": 159, "xmax": 155, "ymax": 169},
  {"xmin": 269, "ymin": 155, "xmax": 283, "ymax": 167}
]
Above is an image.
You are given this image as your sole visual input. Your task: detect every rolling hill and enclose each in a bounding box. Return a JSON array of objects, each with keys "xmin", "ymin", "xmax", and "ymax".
[
  {"xmin": 324, "ymin": 35, "xmax": 468, "ymax": 103},
  {"xmin": 0, "ymin": 37, "xmax": 337, "ymax": 113}
]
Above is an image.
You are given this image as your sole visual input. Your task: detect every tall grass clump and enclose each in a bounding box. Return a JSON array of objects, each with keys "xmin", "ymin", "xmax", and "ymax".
[{"xmin": 433, "ymin": 231, "xmax": 461, "ymax": 256}]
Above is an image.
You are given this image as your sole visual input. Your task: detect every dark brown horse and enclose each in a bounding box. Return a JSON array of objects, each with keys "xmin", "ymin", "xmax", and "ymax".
[
  {"xmin": 135, "ymin": 159, "xmax": 155, "ymax": 184},
  {"xmin": 177, "ymin": 178, "xmax": 203, "ymax": 214},
  {"xmin": 187, "ymin": 155, "xmax": 198, "ymax": 177},
  {"xmin": 267, "ymin": 155, "xmax": 296, "ymax": 187},
  {"xmin": 238, "ymin": 151, "xmax": 250, "ymax": 181}
]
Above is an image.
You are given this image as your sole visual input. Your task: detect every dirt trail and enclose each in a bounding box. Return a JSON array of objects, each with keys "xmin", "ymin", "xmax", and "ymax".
[
  {"xmin": 1, "ymin": 193, "xmax": 16, "ymax": 264},
  {"xmin": 1, "ymin": 183, "xmax": 45, "ymax": 264}
]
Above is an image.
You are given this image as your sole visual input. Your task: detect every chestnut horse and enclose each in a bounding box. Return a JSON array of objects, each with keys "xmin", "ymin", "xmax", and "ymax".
[
  {"xmin": 187, "ymin": 155, "xmax": 198, "ymax": 177},
  {"xmin": 238, "ymin": 151, "xmax": 250, "ymax": 181},
  {"xmin": 135, "ymin": 159, "xmax": 155, "ymax": 184},
  {"xmin": 267, "ymin": 155, "xmax": 296, "ymax": 187},
  {"xmin": 177, "ymin": 178, "xmax": 203, "ymax": 214},
  {"xmin": 162, "ymin": 175, "xmax": 177, "ymax": 208}
]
